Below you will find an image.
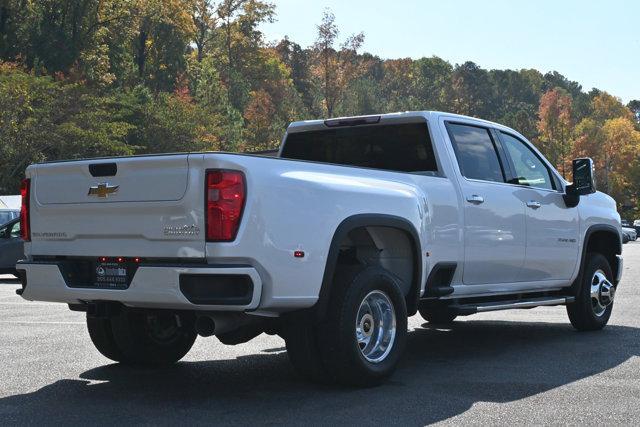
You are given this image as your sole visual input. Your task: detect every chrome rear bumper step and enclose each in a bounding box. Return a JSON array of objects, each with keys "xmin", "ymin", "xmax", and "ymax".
[{"xmin": 451, "ymin": 296, "xmax": 575, "ymax": 315}]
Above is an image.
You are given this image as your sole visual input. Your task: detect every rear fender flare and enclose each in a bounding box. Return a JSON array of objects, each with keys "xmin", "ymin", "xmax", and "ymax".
[{"xmin": 314, "ymin": 214, "xmax": 422, "ymax": 320}]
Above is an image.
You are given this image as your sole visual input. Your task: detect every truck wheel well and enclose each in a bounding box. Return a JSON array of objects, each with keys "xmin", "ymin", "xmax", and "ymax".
[
  {"xmin": 335, "ymin": 226, "xmax": 415, "ymax": 296},
  {"xmin": 585, "ymin": 229, "xmax": 621, "ymax": 279},
  {"xmin": 315, "ymin": 215, "xmax": 422, "ymax": 320}
]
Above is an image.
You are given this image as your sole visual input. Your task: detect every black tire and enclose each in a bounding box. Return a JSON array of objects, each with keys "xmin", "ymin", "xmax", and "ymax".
[
  {"xmin": 86, "ymin": 315, "xmax": 126, "ymax": 362},
  {"xmin": 418, "ymin": 307, "xmax": 457, "ymax": 325},
  {"xmin": 285, "ymin": 266, "xmax": 407, "ymax": 386},
  {"xmin": 109, "ymin": 309, "xmax": 197, "ymax": 365},
  {"xmin": 567, "ymin": 252, "xmax": 615, "ymax": 331},
  {"xmin": 283, "ymin": 314, "xmax": 330, "ymax": 384}
]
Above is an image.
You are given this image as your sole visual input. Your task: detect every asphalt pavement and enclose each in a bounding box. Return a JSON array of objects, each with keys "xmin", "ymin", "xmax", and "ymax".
[{"xmin": 1, "ymin": 243, "xmax": 640, "ymax": 425}]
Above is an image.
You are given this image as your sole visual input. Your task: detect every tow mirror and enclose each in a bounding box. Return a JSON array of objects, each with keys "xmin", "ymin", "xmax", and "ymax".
[
  {"xmin": 571, "ymin": 158, "xmax": 596, "ymax": 195},
  {"xmin": 564, "ymin": 158, "xmax": 596, "ymax": 207}
]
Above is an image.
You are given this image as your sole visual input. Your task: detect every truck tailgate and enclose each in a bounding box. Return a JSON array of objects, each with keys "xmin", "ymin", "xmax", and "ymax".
[{"xmin": 27, "ymin": 154, "xmax": 205, "ymax": 259}]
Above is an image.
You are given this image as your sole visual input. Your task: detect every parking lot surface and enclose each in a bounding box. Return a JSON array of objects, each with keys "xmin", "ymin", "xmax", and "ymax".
[{"xmin": 1, "ymin": 243, "xmax": 640, "ymax": 425}]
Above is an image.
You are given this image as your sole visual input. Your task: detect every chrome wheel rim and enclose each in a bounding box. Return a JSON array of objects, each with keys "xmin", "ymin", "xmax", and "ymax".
[
  {"xmin": 355, "ymin": 290, "xmax": 396, "ymax": 363},
  {"xmin": 590, "ymin": 269, "xmax": 615, "ymax": 317}
]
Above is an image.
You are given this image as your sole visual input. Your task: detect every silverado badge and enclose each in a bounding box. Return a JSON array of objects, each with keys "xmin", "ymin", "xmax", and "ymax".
[{"xmin": 88, "ymin": 182, "xmax": 119, "ymax": 198}]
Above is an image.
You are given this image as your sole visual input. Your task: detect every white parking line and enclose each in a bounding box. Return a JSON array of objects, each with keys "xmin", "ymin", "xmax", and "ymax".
[
  {"xmin": 0, "ymin": 302, "xmax": 60, "ymax": 306},
  {"xmin": 0, "ymin": 321, "xmax": 84, "ymax": 325}
]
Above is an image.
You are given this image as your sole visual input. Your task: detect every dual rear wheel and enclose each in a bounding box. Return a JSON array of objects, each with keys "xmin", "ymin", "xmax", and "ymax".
[
  {"xmin": 87, "ymin": 308, "xmax": 197, "ymax": 365},
  {"xmin": 284, "ymin": 266, "xmax": 407, "ymax": 386}
]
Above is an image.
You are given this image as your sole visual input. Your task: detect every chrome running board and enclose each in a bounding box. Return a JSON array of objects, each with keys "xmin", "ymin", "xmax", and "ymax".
[{"xmin": 451, "ymin": 296, "xmax": 575, "ymax": 315}]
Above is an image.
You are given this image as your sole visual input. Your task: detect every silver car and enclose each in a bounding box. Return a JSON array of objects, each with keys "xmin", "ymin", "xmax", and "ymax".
[
  {"xmin": 0, "ymin": 218, "xmax": 23, "ymax": 275},
  {"xmin": 622, "ymin": 226, "xmax": 637, "ymax": 244}
]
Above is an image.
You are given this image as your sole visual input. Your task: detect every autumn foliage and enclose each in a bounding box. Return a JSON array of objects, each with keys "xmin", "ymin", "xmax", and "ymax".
[{"xmin": 0, "ymin": 2, "xmax": 639, "ymax": 218}]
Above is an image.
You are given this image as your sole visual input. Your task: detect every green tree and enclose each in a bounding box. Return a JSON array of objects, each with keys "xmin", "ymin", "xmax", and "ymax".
[
  {"xmin": 275, "ymin": 37, "xmax": 315, "ymax": 114},
  {"xmin": 627, "ymin": 100, "xmax": 640, "ymax": 123},
  {"xmin": 131, "ymin": 0, "xmax": 194, "ymax": 90},
  {"xmin": 412, "ymin": 56, "xmax": 453, "ymax": 111},
  {"xmin": 451, "ymin": 61, "xmax": 493, "ymax": 118},
  {"xmin": 191, "ymin": 0, "xmax": 217, "ymax": 62},
  {"xmin": 215, "ymin": 0, "xmax": 274, "ymax": 110},
  {"xmin": 0, "ymin": 64, "xmax": 134, "ymax": 192}
]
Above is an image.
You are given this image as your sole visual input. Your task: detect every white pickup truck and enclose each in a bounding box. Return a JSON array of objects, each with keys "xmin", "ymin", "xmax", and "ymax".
[{"xmin": 16, "ymin": 111, "xmax": 623, "ymax": 385}]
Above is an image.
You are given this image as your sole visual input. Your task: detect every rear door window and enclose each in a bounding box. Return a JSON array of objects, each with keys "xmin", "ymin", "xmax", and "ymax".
[
  {"xmin": 281, "ymin": 123, "xmax": 438, "ymax": 174},
  {"xmin": 446, "ymin": 123, "xmax": 505, "ymax": 183}
]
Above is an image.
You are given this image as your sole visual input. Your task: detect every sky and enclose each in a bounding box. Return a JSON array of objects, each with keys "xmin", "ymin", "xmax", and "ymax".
[{"xmin": 261, "ymin": 0, "xmax": 639, "ymax": 103}]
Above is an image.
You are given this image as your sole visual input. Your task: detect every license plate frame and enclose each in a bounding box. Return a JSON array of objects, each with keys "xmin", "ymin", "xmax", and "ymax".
[{"xmin": 93, "ymin": 261, "xmax": 131, "ymax": 289}]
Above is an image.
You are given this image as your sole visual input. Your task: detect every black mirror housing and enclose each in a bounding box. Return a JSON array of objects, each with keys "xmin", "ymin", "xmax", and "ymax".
[
  {"xmin": 571, "ymin": 158, "xmax": 596, "ymax": 195},
  {"xmin": 564, "ymin": 157, "xmax": 596, "ymax": 207}
]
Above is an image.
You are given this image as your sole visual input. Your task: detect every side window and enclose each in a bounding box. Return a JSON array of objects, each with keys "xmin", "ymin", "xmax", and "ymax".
[
  {"xmin": 9, "ymin": 221, "xmax": 20, "ymax": 238},
  {"xmin": 499, "ymin": 132, "xmax": 554, "ymax": 190},
  {"xmin": 447, "ymin": 123, "xmax": 504, "ymax": 183}
]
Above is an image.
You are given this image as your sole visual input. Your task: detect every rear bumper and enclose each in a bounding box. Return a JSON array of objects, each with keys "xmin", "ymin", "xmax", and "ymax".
[{"xmin": 16, "ymin": 261, "xmax": 262, "ymax": 311}]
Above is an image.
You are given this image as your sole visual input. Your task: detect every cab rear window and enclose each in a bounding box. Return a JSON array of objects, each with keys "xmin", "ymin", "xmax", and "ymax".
[{"xmin": 281, "ymin": 123, "xmax": 438, "ymax": 174}]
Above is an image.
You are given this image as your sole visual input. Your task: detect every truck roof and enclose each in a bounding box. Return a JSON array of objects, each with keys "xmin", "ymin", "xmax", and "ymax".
[{"xmin": 286, "ymin": 111, "xmax": 508, "ymax": 133}]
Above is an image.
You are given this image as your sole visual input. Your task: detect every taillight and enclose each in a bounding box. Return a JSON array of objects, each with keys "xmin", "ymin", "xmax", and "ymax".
[
  {"xmin": 20, "ymin": 178, "xmax": 30, "ymax": 241},
  {"xmin": 205, "ymin": 170, "xmax": 245, "ymax": 241}
]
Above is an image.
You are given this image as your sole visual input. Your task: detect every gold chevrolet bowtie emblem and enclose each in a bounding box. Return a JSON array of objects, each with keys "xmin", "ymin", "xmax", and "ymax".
[{"xmin": 88, "ymin": 182, "xmax": 119, "ymax": 198}]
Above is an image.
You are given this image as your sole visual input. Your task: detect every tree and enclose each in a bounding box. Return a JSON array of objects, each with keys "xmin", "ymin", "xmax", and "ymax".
[
  {"xmin": 378, "ymin": 58, "xmax": 415, "ymax": 112},
  {"xmin": 627, "ymin": 100, "xmax": 640, "ymax": 124},
  {"xmin": 275, "ymin": 37, "xmax": 314, "ymax": 113},
  {"xmin": 242, "ymin": 49, "xmax": 305, "ymax": 149},
  {"xmin": 451, "ymin": 61, "xmax": 493, "ymax": 118},
  {"xmin": 572, "ymin": 94, "xmax": 640, "ymax": 208},
  {"xmin": 0, "ymin": 64, "xmax": 134, "ymax": 193},
  {"xmin": 573, "ymin": 116, "xmax": 640, "ymax": 206},
  {"xmin": 412, "ymin": 56, "xmax": 453, "ymax": 111},
  {"xmin": 216, "ymin": 0, "xmax": 274, "ymax": 109},
  {"xmin": 190, "ymin": 56, "xmax": 242, "ymax": 150},
  {"xmin": 132, "ymin": 0, "xmax": 194, "ymax": 90},
  {"xmin": 599, "ymin": 118, "xmax": 640, "ymax": 205},
  {"xmin": 501, "ymin": 103, "xmax": 538, "ymax": 140},
  {"xmin": 311, "ymin": 9, "xmax": 364, "ymax": 117},
  {"xmin": 191, "ymin": 0, "xmax": 217, "ymax": 62},
  {"xmin": 590, "ymin": 92, "xmax": 634, "ymax": 123},
  {"xmin": 1, "ymin": 5, "xmax": 640, "ymax": 214},
  {"xmin": 537, "ymin": 87, "xmax": 573, "ymax": 177}
]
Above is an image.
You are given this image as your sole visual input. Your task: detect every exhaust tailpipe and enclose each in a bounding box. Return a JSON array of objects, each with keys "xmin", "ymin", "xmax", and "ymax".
[{"xmin": 195, "ymin": 316, "xmax": 216, "ymax": 337}]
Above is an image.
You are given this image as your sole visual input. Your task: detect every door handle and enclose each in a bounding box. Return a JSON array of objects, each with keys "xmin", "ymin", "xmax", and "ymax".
[
  {"xmin": 526, "ymin": 201, "xmax": 541, "ymax": 209},
  {"xmin": 466, "ymin": 195, "xmax": 484, "ymax": 204}
]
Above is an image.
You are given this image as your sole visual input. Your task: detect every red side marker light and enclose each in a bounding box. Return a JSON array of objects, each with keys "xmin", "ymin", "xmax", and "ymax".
[{"xmin": 294, "ymin": 250, "xmax": 305, "ymax": 258}]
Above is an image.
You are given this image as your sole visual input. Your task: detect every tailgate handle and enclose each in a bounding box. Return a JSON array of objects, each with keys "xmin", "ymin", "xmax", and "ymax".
[{"xmin": 89, "ymin": 163, "xmax": 117, "ymax": 177}]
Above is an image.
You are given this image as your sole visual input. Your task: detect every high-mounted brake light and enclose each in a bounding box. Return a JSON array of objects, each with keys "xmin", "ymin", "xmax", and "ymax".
[
  {"xmin": 205, "ymin": 170, "xmax": 246, "ymax": 241},
  {"xmin": 323, "ymin": 115, "xmax": 381, "ymax": 128},
  {"xmin": 20, "ymin": 178, "xmax": 30, "ymax": 241}
]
